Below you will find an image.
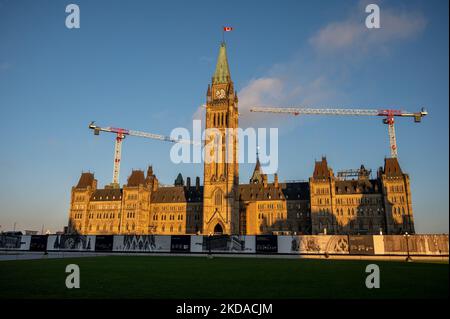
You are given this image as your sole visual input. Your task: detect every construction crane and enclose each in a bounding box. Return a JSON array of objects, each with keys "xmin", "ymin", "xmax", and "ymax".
[
  {"xmin": 250, "ymin": 106, "xmax": 428, "ymax": 158},
  {"xmin": 88, "ymin": 122, "xmax": 200, "ymax": 187}
]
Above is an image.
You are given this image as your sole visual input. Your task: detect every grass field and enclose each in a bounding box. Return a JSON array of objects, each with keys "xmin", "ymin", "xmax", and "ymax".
[{"xmin": 0, "ymin": 256, "xmax": 448, "ymax": 299}]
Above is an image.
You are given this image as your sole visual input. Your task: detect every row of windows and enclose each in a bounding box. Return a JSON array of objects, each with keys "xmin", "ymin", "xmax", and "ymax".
[
  {"xmin": 334, "ymin": 207, "xmax": 383, "ymax": 217},
  {"xmin": 315, "ymin": 188, "xmax": 329, "ymax": 195},
  {"xmin": 74, "ymin": 196, "xmax": 85, "ymax": 202},
  {"xmin": 258, "ymin": 212, "xmax": 285, "ymax": 219},
  {"xmin": 152, "ymin": 214, "xmax": 201, "ymax": 221},
  {"xmin": 316, "ymin": 198, "xmax": 330, "ymax": 205},
  {"xmin": 86, "ymin": 223, "xmax": 136, "ymax": 232},
  {"xmin": 154, "ymin": 206, "xmax": 185, "ymax": 212},
  {"xmin": 152, "ymin": 214, "xmax": 184, "ymax": 221},
  {"xmin": 259, "ymin": 224, "xmax": 306, "ymax": 233},
  {"xmin": 319, "ymin": 220, "xmax": 378, "ymax": 231},
  {"xmin": 95, "ymin": 212, "xmax": 118, "ymax": 219},
  {"xmin": 257, "ymin": 203, "xmax": 284, "ymax": 210},
  {"xmin": 335, "ymin": 197, "xmax": 382, "ymax": 205},
  {"xmin": 127, "ymin": 194, "xmax": 138, "ymax": 200},
  {"xmin": 287, "ymin": 203, "xmax": 310, "ymax": 209},
  {"xmin": 211, "ymin": 111, "xmax": 229, "ymax": 127},
  {"xmin": 257, "ymin": 211, "xmax": 311, "ymax": 220},
  {"xmin": 247, "ymin": 193, "xmax": 286, "ymax": 200},
  {"xmin": 335, "ymin": 185, "xmax": 379, "ymax": 194},
  {"xmin": 82, "ymin": 212, "xmax": 121, "ymax": 219},
  {"xmin": 393, "ymin": 207, "xmax": 407, "ymax": 215},
  {"xmin": 390, "ymin": 185, "xmax": 404, "ymax": 193},
  {"xmin": 89, "ymin": 204, "xmax": 120, "ymax": 210},
  {"xmin": 391, "ymin": 196, "xmax": 406, "ymax": 204},
  {"xmin": 157, "ymin": 224, "xmax": 184, "ymax": 233}
]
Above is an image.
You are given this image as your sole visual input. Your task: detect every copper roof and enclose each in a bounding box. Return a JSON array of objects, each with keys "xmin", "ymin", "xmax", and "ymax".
[{"xmin": 213, "ymin": 42, "xmax": 231, "ymax": 84}]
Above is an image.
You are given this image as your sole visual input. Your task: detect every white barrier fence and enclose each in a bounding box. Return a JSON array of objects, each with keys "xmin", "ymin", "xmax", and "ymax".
[{"xmin": 0, "ymin": 234, "xmax": 448, "ymax": 256}]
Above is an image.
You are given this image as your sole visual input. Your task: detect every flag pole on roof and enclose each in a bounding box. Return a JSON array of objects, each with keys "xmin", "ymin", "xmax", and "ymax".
[{"xmin": 222, "ymin": 26, "xmax": 233, "ymax": 43}]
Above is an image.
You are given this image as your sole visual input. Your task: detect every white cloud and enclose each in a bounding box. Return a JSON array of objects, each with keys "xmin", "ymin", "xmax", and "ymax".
[
  {"xmin": 193, "ymin": 77, "xmax": 287, "ymax": 127},
  {"xmin": 192, "ymin": 2, "xmax": 427, "ymax": 131},
  {"xmin": 192, "ymin": 72, "xmax": 341, "ymax": 130},
  {"xmin": 237, "ymin": 77, "xmax": 285, "ymax": 128},
  {"xmin": 310, "ymin": 4, "xmax": 427, "ymax": 54},
  {"xmin": 237, "ymin": 75, "xmax": 341, "ymax": 129}
]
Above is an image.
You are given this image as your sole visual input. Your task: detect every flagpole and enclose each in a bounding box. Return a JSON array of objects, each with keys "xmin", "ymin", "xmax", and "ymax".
[{"xmin": 222, "ymin": 26, "xmax": 224, "ymax": 43}]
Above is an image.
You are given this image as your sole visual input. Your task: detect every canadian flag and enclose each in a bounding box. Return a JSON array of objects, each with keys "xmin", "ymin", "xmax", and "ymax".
[{"xmin": 223, "ymin": 27, "xmax": 233, "ymax": 32}]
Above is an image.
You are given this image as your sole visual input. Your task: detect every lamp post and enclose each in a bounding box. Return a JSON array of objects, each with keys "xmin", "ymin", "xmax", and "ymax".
[
  {"xmin": 207, "ymin": 233, "xmax": 213, "ymax": 259},
  {"xmin": 404, "ymin": 232, "xmax": 412, "ymax": 262}
]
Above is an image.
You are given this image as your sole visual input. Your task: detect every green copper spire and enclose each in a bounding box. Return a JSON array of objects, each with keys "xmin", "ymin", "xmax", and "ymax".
[{"xmin": 213, "ymin": 42, "xmax": 231, "ymax": 84}]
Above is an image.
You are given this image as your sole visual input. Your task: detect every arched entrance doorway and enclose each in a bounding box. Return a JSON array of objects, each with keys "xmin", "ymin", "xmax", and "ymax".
[{"xmin": 213, "ymin": 223, "xmax": 223, "ymax": 235}]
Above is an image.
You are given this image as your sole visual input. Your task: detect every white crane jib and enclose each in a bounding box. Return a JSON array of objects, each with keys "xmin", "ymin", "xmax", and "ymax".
[
  {"xmin": 89, "ymin": 122, "xmax": 200, "ymax": 187},
  {"xmin": 250, "ymin": 106, "xmax": 428, "ymax": 158}
]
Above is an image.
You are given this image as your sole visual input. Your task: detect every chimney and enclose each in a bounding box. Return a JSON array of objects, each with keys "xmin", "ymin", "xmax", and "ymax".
[
  {"xmin": 196, "ymin": 176, "xmax": 200, "ymax": 190},
  {"xmin": 186, "ymin": 177, "xmax": 191, "ymax": 188}
]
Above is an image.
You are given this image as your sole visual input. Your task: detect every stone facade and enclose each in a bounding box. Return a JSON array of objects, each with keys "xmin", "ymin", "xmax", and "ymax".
[
  {"xmin": 202, "ymin": 42, "xmax": 240, "ymax": 235},
  {"xmin": 68, "ymin": 42, "xmax": 415, "ymax": 236}
]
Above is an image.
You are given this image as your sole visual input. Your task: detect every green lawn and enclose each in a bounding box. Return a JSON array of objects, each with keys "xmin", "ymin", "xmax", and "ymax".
[{"xmin": 0, "ymin": 256, "xmax": 447, "ymax": 299}]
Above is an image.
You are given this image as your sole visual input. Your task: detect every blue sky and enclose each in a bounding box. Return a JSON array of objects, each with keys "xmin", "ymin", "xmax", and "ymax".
[{"xmin": 0, "ymin": 0, "xmax": 448, "ymax": 233}]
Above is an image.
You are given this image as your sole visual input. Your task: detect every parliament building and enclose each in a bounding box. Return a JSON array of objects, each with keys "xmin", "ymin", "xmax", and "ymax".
[{"xmin": 68, "ymin": 43, "xmax": 415, "ymax": 236}]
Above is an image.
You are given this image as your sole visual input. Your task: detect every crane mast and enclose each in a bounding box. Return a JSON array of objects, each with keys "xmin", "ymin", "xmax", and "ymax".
[
  {"xmin": 250, "ymin": 106, "xmax": 427, "ymax": 158},
  {"xmin": 89, "ymin": 122, "xmax": 200, "ymax": 187}
]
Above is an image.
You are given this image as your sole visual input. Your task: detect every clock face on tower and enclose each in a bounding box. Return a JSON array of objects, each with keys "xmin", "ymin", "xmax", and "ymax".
[{"xmin": 215, "ymin": 88, "xmax": 226, "ymax": 99}]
